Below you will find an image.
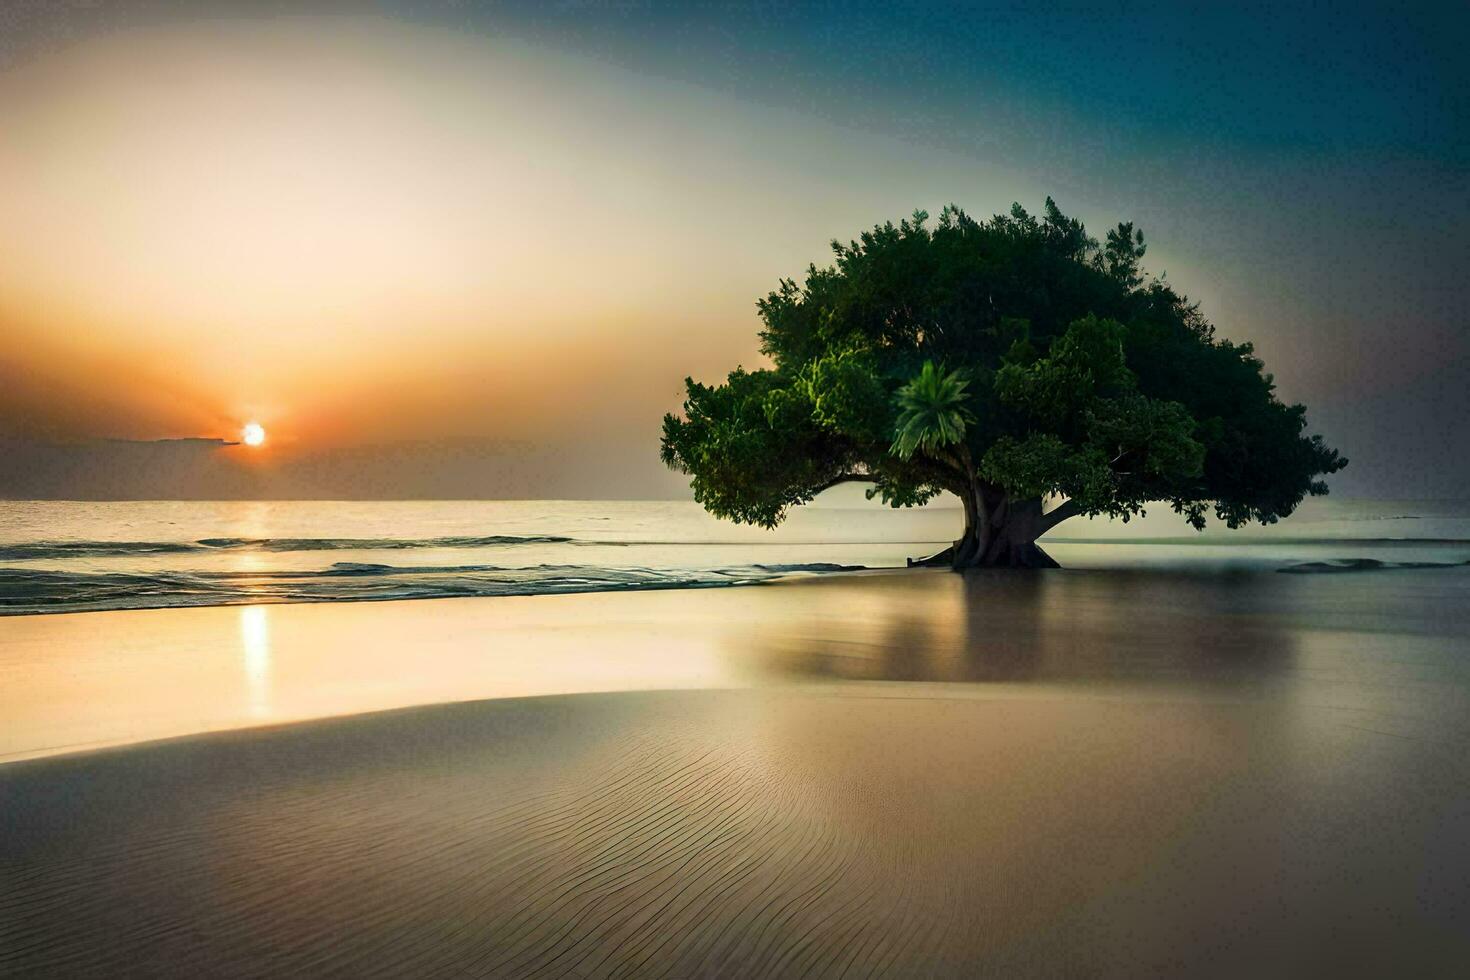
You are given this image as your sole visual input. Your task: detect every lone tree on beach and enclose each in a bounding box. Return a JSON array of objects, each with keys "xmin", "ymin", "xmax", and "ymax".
[{"xmin": 661, "ymin": 201, "xmax": 1346, "ymax": 568}]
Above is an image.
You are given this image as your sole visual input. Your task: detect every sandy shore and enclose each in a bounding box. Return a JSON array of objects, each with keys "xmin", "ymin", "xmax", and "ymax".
[{"xmin": 3, "ymin": 568, "xmax": 1469, "ymax": 975}]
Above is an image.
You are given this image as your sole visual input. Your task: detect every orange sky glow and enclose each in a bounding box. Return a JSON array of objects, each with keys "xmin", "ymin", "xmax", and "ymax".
[{"xmin": 1, "ymin": 12, "xmax": 1459, "ymax": 498}]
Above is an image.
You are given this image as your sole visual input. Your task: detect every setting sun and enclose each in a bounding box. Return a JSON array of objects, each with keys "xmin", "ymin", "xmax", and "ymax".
[{"xmin": 241, "ymin": 422, "xmax": 266, "ymax": 447}]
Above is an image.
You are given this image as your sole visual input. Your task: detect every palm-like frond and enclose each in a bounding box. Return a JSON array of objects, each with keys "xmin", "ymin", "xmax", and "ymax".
[{"xmin": 890, "ymin": 361, "xmax": 975, "ymax": 459}]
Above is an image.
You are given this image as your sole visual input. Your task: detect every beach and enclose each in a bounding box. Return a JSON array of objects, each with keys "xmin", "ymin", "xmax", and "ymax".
[
  {"xmin": 3, "ymin": 1, "xmax": 1462, "ymax": 971},
  {"xmin": 4, "ymin": 567, "xmax": 1469, "ymax": 976}
]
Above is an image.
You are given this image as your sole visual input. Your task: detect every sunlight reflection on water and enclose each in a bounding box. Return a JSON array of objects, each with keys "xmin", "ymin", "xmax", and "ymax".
[{"xmin": 239, "ymin": 605, "xmax": 272, "ymax": 718}]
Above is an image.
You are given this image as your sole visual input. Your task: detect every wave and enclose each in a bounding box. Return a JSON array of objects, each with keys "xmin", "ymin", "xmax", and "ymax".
[
  {"xmin": 1278, "ymin": 557, "xmax": 1470, "ymax": 574},
  {"xmin": 13, "ymin": 531, "xmax": 1465, "ymax": 563},
  {"xmin": 0, "ymin": 535, "xmax": 574, "ymax": 561},
  {"xmin": 1047, "ymin": 536, "xmax": 1470, "ymax": 547},
  {"xmin": 0, "ymin": 562, "xmax": 866, "ymax": 615}
]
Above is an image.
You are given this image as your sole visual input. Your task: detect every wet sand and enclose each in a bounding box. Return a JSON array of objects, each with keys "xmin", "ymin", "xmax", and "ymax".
[{"xmin": 3, "ymin": 568, "xmax": 1470, "ymax": 975}]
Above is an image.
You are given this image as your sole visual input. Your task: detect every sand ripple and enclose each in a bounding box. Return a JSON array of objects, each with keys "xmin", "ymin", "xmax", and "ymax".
[{"xmin": 3, "ymin": 689, "xmax": 1468, "ymax": 977}]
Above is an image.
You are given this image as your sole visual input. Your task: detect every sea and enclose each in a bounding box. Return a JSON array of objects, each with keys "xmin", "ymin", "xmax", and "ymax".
[{"xmin": 1, "ymin": 496, "xmax": 1467, "ymax": 615}]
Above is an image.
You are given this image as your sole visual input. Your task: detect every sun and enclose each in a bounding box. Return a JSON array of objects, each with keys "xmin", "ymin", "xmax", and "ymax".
[{"xmin": 241, "ymin": 422, "xmax": 266, "ymax": 447}]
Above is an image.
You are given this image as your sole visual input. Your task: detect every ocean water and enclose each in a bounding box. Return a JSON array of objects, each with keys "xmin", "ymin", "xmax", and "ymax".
[{"xmin": 0, "ymin": 497, "xmax": 1467, "ymax": 615}]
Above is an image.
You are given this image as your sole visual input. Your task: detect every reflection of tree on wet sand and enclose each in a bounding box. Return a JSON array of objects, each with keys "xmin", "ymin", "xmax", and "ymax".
[
  {"xmin": 764, "ymin": 616, "xmax": 939, "ymax": 683},
  {"xmin": 755, "ymin": 570, "xmax": 1300, "ymax": 690}
]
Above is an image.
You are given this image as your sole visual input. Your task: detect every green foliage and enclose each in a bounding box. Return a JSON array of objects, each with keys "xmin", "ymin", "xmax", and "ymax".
[
  {"xmin": 801, "ymin": 347, "xmax": 890, "ymax": 443},
  {"xmin": 980, "ymin": 433, "xmax": 1112, "ymax": 504},
  {"xmin": 662, "ymin": 198, "xmax": 1346, "ymax": 531},
  {"xmin": 994, "ymin": 314, "xmax": 1133, "ymax": 422},
  {"xmin": 891, "ymin": 362, "xmax": 974, "ymax": 460},
  {"xmin": 659, "ymin": 368, "xmax": 850, "ymax": 528},
  {"xmin": 1099, "ymin": 222, "xmax": 1147, "ymax": 288}
]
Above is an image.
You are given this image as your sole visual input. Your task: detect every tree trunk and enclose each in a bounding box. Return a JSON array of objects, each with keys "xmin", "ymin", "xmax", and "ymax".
[
  {"xmin": 909, "ymin": 492, "xmax": 1074, "ymax": 569},
  {"xmin": 971, "ymin": 497, "xmax": 1059, "ymax": 569}
]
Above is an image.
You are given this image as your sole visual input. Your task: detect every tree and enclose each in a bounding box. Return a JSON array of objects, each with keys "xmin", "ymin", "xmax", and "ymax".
[{"xmin": 660, "ymin": 200, "xmax": 1347, "ymax": 568}]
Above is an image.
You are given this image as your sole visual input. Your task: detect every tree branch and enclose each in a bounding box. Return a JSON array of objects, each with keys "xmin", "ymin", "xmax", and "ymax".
[
  {"xmin": 916, "ymin": 453, "xmax": 969, "ymax": 491},
  {"xmin": 810, "ymin": 472, "xmax": 874, "ymax": 494},
  {"xmin": 1040, "ymin": 498, "xmax": 1083, "ymax": 532}
]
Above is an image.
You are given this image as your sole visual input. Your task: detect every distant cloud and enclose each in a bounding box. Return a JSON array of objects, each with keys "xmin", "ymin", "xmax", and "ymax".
[{"xmin": 104, "ymin": 437, "xmax": 240, "ymax": 447}]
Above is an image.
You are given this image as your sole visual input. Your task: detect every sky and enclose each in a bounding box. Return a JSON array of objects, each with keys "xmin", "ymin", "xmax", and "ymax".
[{"xmin": 1, "ymin": 1, "xmax": 1466, "ymax": 499}]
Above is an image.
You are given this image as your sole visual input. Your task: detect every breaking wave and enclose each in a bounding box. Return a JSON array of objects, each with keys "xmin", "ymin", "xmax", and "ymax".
[{"xmin": 0, "ymin": 562, "xmax": 866, "ymax": 615}]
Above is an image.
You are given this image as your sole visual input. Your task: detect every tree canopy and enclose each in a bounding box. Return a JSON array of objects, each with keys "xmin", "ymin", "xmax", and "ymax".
[{"xmin": 661, "ymin": 200, "xmax": 1346, "ymax": 567}]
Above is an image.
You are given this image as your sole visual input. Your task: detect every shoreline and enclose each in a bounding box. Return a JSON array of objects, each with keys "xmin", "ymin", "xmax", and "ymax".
[
  {"xmin": 4, "ymin": 566, "xmax": 1469, "ymax": 973},
  {"xmin": 4, "ymin": 565, "xmax": 1469, "ymax": 764},
  {"xmin": 5, "ymin": 524, "xmax": 1469, "ymax": 619}
]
